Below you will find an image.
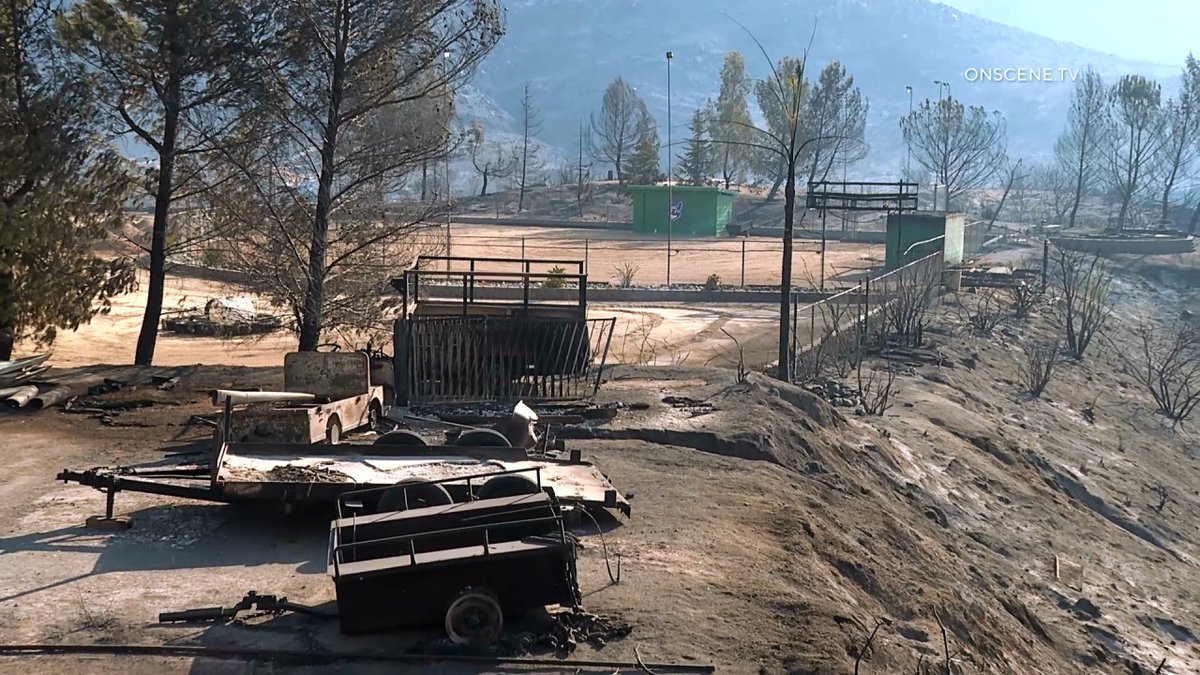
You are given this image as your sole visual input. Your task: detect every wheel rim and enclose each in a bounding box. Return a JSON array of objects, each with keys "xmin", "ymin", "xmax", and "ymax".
[
  {"xmin": 327, "ymin": 421, "xmax": 340, "ymax": 444},
  {"xmin": 445, "ymin": 590, "xmax": 503, "ymax": 646}
]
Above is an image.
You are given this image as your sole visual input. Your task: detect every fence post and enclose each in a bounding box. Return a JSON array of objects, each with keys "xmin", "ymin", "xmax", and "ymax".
[
  {"xmin": 741, "ymin": 240, "xmax": 746, "ymax": 287},
  {"xmin": 521, "ymin": 236, "xmax": 526, "ymax": 260},
  {"xmin": 863, "ymin": 277, "xmax": 871, "ymax": 336},
  {"xmin": 1041, "ymin": 239, "xmax": 1050, "ymax": 291},
  {"xmin": 585, "ymin": 238, "xmax": 590, "ymax": 274}
]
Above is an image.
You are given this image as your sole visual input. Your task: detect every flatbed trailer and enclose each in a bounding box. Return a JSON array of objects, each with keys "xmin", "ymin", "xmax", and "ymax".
[{"xmin": 57, "ymin": 439, "xmax": 631, "ymax": 520}]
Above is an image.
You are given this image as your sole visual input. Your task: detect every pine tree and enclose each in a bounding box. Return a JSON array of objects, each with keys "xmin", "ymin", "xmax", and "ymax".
[
  {"xmin": 0, "ymin": 0, "xmax": 136, "ymax": 360},
  {"xmin": 676, "ymin": 108, "xmax": 712, "ymax": 186},
  {"xmin": 624, "ymin": 111, "xmax": 662, "ymax": 186}
]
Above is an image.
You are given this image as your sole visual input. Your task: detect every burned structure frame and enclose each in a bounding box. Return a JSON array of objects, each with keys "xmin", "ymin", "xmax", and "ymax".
[
  {"xmin": 391, "ymin": 256, "xmax": 615, "ymax": 406},
  {"xmin": 806, "ymin": 180, "xmax": 919, "ymax": 288}
]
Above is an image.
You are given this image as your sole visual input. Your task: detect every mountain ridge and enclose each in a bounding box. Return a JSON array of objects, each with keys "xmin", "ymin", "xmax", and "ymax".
[{"xmin": 465, "ymin": 0, "xmax": 1181, "ymax": 179}]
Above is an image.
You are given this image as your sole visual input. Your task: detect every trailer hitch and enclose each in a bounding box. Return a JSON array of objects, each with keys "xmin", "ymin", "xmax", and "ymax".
[{"xmin": 158, "ymin": 591, "xmax": 336, "ymax": 624}]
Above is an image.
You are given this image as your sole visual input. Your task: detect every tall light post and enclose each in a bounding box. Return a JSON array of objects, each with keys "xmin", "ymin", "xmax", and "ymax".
[
  {"xmin": 934, "ymin": 79, "xmax": 950, "ymax": 101},
  {"xmin": 904, "ymin": 85, "xmax": 913, "ymax": 180},
  {"xmin": 933, "ymin": 79, "xmax": 950, "ymax": 210},
  {"xmin": 666, "ymin": 50, "xmax": 674, "ymax": 287}
]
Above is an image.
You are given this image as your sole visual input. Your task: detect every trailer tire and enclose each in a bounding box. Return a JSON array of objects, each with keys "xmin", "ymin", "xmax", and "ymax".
[
  {"xmin": 326, "ymin": 416, "xmax": 342, "ymax": 445},
  {"xmin": 376, "ymin": 478, "xmax": 453, "ymax": 513},
  {"xmin": 475, "ymin": 474, "xmax": 541, "ymax": 500},
  {"xmin": 445, "ymin": 586, "xmax": 503, "ymax": 646},
  {"xmin": 455, "ymin": 429, "xmax": 512, "ymax": 447},
  {"xmin": 373, "ymin": 430, "xmax": 427, "ymax": 447}
]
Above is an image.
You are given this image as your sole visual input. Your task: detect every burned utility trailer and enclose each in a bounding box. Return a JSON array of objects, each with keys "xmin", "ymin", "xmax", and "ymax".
[
  {"xmin": 329, "ymin": 468, "xmax": 579, "ymax": 642},
  {"xmin": 57, "ymin": 403, "xmax": 631, "ymax": 519},
  {"xmin": 392, "ymin": 256, "xmax": 615, "ymax": 406}
]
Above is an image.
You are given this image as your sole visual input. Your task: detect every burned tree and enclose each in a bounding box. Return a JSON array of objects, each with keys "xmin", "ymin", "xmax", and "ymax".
[
  {"xmin": 1155, "ymin": 56, "xmax": 1200, "ymax": 220},
  {"xmin": 0, "ymin": 0, "xmax": 136, "ymax": 361},
  {"xmin": 1055, "ymin": 68, "xmax": 1109, "ymax": 228},
  {"xmin": 712, "ymin": 21, "xmax": 860, "ymax": 381},
  {"xmin": 1107, "ymin": 75, "xmax": 1166, "ymax": 229},
  {"xmin": 900, "ymin": 96, "xmax": 1006, "ymax": 205},
  {"xmin": 590, "ymin": 77, "xmax": 649, "ymax": 185},
  {"xmin": 208, "ymin": 0, "xmax": 503, "ymax": 350},
  {"xmin": 1117, "ymin": 321, "xmax": 1200, "ymax": 426},
  {"xmin": 466, "ymin": 120, "xmax": 516, "ymax": 197},
  {"xmin": 1051, "ymin": 247, "xmax": 1112, "ymax": 360},
  {"xmin": 515, "ymin": 82, "xmax": 545, "ymax": 211},
  {"xmin": 59, "ymin": 0, "xmax": 268, "ymax": 365}
]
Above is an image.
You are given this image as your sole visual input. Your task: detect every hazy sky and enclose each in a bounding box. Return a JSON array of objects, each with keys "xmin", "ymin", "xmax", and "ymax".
[{"xmin": 939, "ymin": 0, "xmax": 1197, "ymax": 65}]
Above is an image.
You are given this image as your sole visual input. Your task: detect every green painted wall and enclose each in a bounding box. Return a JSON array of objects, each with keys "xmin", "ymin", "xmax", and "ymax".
[
  {"xmin": 885, "ymin": 212, "xmax": 966, "ymax": 269},
  {"xmin": 630, "ymin": 186, "xmax": 736, "ymax": 237}
]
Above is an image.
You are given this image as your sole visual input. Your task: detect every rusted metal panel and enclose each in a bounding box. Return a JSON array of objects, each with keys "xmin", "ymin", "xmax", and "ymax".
[{"xmin": 284, "ymin": 352, "xmax": 371, "ymax": 400}]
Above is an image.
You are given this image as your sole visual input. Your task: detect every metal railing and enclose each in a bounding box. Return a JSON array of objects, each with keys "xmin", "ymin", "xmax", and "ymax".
[
  {"xmin": 790, "ymin": 253, "xmax": 944, "ymax": 382},
  {"xmin": 397, "ymin": 315, "xmax": 616, "ymax": 405}
]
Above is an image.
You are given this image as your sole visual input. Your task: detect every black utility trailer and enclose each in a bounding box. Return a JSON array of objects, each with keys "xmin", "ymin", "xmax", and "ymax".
[{"xmin": 328, "ymin": 468, "xmax": 580, "ymax": 643}]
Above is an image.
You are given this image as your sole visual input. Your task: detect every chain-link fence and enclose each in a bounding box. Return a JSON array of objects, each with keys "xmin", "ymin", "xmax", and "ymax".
[{"xmin": 444, "ymin": 231, "xmax": 883, "ymax": 289}]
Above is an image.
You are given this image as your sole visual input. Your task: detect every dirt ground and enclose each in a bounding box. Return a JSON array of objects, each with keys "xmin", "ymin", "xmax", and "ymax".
[
  {"xmin": 445, "ymin": 225, "xmax": 883, "ymax": 288},
  {"xmin": 22, "ymin": 270, "xmax": 297, "ymax": 369},
  {"xmin": 3, "ymin": 241, "xmax": 1199, "ymax": 673}
]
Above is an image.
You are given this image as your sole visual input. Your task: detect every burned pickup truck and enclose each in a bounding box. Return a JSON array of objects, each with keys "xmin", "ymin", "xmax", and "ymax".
[{"xmin": 216, "ymin": 351, "xmax": 387, "ymax": 445}]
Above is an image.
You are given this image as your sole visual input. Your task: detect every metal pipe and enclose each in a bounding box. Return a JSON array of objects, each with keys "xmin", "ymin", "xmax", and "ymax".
[
  {"xmin": 211, "ymin": 390, "xmax": 316, "ymax": 406},
  {"xmin": 0, "ymin": 643, "xmax": 716, "ymax": 672},
  {"xmin": 3, "ymin": 385, "xmax": 38, "ymax": 409},
  {"xmin": 0, "ymin": 386, "xmax": 27, "ymax": 399},
  {"xmin": 28, "ymin": 386, "xmax": 71, "ymax": 411}
]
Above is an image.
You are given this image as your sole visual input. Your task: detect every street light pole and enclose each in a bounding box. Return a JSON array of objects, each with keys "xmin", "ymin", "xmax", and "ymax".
[
  {"xmin": 666, "ymin": 50, "xmax": 673, "ymax": 287},
  {"xmin": 904, "ymin": 85, "xmax": 913, "ymax": 180}
]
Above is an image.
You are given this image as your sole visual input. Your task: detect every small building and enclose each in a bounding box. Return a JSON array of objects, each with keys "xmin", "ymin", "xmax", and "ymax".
[
  {"xmin": 629, "ymin": 185, "xmax": 737, "ymax": 237},
  {"xmin": 885, "ymin": 211, "xmax": 966, "ymax": 269}
]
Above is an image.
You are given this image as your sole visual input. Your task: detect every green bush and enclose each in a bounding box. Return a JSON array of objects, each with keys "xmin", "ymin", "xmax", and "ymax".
[
  {"xmin": 704, "ymin": 273, "xmax": 722, "ymax": 291},
  {"xmin": 542, "ymin": 265, "xmax": 568, "ymax": 289}
]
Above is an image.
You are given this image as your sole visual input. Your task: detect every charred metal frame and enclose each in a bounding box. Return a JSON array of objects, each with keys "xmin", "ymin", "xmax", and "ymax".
[
  {"xmin": 328, "ymin": 468, "xmax": 579, "ymax": 635},
  {"xmin": 805, "ymin": 180, "xmax": 920, "ymax": 290},
  {"xmin": 393, "ymin": 256, "xmax": 615, "ymax": 406},
  {"xmin": 805, "ymin": 180, "xmax": 919, "ymax": 212}
]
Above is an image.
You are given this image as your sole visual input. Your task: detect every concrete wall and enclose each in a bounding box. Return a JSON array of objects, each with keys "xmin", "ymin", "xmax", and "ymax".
[{"xmin": 1049, "ymin": 234, "xmax": 1196, "ymax": 256}]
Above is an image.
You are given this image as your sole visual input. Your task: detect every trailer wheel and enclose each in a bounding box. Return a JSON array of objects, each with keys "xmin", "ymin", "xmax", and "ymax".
[
  {"xmin": 376, "ymin": 478, "xmax": 452, "ymax": 513},
  {"xmin": 475, "ymin": 474, "xmax": 541, "ymax": 500},
  {"xmin": 367, "ymin": 402, "xmax": 383, "ymax": 431},
  {"xmin": 325, "ymin": 416, "xmax": 342, "ymax": 445},
  {"xmin": 445, "ymin": 587, "xmax": 503, "ymax": 646},
  {"xmin": 455, "ymin": 429, "xmax": 512, "ymax": 447},
  {"xmin": 373, "ymin": 430, "xmax": 427, "ymax": 446}
]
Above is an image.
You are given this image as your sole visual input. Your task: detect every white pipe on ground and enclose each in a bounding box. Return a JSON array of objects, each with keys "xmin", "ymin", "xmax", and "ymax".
[{"xmin": 211, "ymin": 390, "xmax": 317, "ymax": 406}]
